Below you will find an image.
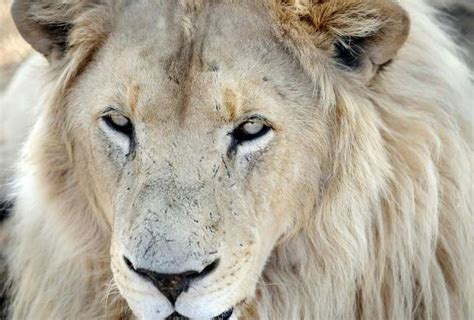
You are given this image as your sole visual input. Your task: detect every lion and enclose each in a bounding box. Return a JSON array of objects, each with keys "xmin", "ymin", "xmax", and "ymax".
[{"xmin": 2, "ymin": 0, "xmax": 473, "ymax": 319}]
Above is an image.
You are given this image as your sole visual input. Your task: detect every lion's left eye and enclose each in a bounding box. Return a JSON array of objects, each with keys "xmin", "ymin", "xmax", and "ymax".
[{"xmin": 232, "ymin": 117, "xmax": 271, "ymax": 144}]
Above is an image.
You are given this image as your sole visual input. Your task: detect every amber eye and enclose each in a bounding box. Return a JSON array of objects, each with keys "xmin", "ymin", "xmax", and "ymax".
[
  {"xmin": 232, "ymin": 117, "xmax": 271, "ymax": 144},
  {"xmin": 102, "ymin": 114, "xmax": 134, "ymax": 137}
]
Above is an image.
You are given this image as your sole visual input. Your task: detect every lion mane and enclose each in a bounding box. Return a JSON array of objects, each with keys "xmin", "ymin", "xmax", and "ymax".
[{"xmin": 4, "ymin": 0, "xmax": 473, "ymax": 319}]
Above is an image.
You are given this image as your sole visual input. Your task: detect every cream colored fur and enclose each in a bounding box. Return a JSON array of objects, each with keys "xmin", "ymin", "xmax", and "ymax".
[{"xmin": 3, "ymin": 0, "xmax": 473, "ymax": 319}]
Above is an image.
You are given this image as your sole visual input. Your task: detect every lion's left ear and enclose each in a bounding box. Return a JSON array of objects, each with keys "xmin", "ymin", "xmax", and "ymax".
[
  {"xmin": 11, "ymin": 0, "xmax": 110, "ymax": 63},
  {"xmin": 274, "ymin": 0, "xmax": 410, "ymax": 81}
]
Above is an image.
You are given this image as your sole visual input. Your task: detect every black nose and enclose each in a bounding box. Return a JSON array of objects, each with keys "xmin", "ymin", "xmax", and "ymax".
[{"xmin": 124, "ymin": 256, "xmax": 219, "ymax": 304}]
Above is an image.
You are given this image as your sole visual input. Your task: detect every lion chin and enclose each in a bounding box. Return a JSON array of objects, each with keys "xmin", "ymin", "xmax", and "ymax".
[{"xmin": 1, "ymin": 0, "xmax": 473, "ymax": 319}]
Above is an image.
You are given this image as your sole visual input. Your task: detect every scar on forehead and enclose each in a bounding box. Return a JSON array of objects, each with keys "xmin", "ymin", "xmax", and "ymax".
[
  {"xmin": 127, "ymin": 84, "xmax": 140, "ymax": 113},
  {"xmin": 223, "ymin": 88, "xmax": 238, "ymax": 121}
]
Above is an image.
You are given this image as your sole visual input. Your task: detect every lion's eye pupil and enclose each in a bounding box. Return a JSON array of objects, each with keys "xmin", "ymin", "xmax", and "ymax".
[
  {"xmin": 103, "ymin": 114, "xmax": 134, "ymax": 136},
  {"xmin": 232, "ymin": 118, "xmax": 271, "ymax": 144},
  {"xmin": 242, "ymin": 121, "xmax": 264, "ymax": 135},
  {"xmin": 110, "ymin": 114, "xmax": 129, "ymax": 127}
]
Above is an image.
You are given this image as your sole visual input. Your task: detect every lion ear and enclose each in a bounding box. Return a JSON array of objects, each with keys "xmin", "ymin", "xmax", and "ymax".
[
  {"xmin": 11, "ymin": 0, "xmax": 98, "ymax": 60},
  {"xmin": 275, "ymin": 0, "xmax": 410, "ymax": 81},
  {"xmin": 329, "ymin": 0, "xmax": 410, "ymax": 78}
]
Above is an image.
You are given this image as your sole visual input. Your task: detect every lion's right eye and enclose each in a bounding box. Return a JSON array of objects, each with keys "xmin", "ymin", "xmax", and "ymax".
[
  {"xmin": 232, "ymin": 117, "xmax": 272, "ymax": 145},
  {"xmin": 102, "ymin": 114, "xmax": 134, "ymax": 137}
]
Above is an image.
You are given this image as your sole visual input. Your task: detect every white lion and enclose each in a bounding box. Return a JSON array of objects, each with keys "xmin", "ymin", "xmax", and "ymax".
[{"xmin": 1, "ymin": 0, "xmax": 473, "ymax": 319}]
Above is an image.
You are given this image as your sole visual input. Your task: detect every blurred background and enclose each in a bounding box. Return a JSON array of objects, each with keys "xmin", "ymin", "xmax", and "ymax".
[{"xmin": 0, "ymin": 1, "xmax": 31, "ymax": 91}]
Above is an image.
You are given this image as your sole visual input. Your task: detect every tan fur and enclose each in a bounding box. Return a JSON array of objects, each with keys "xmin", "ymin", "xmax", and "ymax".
[
  {"xmin": 224, "ymin": 88, "xmax": 239, "ymax": 121},
  {"xmin": 127, "ymin": 84, "xmax": 140, "ymax": 115},
  {"xmin": 5, "ymin": 0, "xmax": 473, "ymax": 319}
]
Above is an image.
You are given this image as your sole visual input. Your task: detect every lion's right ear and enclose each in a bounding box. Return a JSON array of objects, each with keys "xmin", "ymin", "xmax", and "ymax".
[
  {"xmin": 272, "ymin": 0, "xmax": 410, "ymax": 82},
  {"xmin": 11, "ymin": 0, "xmax": 101, "ymax": 60}
]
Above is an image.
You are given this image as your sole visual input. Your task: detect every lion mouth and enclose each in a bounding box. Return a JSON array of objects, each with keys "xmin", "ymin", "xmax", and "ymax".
[{"xmin": 165, "ymin": 308, "xmax": 233, "ymax": 319}]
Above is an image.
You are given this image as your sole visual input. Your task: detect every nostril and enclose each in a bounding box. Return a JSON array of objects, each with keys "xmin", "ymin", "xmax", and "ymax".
[
  {"xmin": 122, "ymin": 257, "xmax": 220, "ymax": 305},
  {"xmin": 195, "ymin": 258, "xmax": 220, "ymax": 279},
  {"xmin": 123, "ymin": 256, "xmax": 136, "ymax": 272}
]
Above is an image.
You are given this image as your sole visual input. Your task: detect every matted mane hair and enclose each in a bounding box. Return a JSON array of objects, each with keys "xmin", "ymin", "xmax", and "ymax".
[{"xmin": 5, "ymin": 0, "xmax": 473, "ymax": 319}]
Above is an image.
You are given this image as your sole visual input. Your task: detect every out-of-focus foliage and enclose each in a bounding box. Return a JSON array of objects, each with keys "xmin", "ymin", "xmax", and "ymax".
[{"xmin": 0, "ymin": 1, "xmax": 31, "ymax": 90}]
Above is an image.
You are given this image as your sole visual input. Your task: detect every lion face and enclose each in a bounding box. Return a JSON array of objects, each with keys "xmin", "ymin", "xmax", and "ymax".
[
  {"xmin": 11, "ymin": 0, "xmax": 411, "ymax": 318},
  {"xmin": 67, "ymin": 2, "xmax": 325, "ymax": 318}
]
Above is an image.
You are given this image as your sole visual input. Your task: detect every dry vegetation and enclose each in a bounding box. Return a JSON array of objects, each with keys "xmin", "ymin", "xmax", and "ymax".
[{"xmin": 0, "ymin": 1, "xmax": 31, "ymax": 91}]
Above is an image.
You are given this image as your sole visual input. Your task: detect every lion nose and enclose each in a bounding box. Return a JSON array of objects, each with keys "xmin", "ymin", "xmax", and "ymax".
[{"xmin": 123, "ymin": 256, "xmax": 219, "ymax": 304}]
